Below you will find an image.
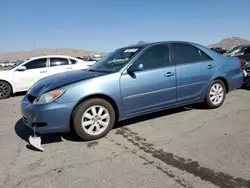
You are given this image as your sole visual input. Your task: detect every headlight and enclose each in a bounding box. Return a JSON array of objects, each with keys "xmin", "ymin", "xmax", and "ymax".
[{"xmin": 33, "ymin": 89, "xmax": 66, "ymax": 104}]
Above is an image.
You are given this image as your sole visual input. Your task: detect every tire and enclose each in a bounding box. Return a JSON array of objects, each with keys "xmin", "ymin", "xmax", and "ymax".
[
  {"xmin": 72, "ymin": 98, "xmax": 116, "ymax": 141},
  {"xmin": 204, "ymin": 79, "xmax": 226, "ymax": 109},
  {"xmin": 0, "ymin": 81, "xmax": 12, "ymax": 99}
]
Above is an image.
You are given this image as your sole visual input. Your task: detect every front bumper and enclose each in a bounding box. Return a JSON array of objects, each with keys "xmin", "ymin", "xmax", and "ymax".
[{"xmin": 21, "ymin": 95, "xmax": 77, "ymax": 134}]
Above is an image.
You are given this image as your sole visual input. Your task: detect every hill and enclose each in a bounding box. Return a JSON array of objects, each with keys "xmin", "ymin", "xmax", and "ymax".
[
  {"xmin": 207, "ymin": 37, "xmax": 250, "ymax": 49},
  {"xmin": 0, "ymin": 48, "xmax": 107, "ymax": 61}
]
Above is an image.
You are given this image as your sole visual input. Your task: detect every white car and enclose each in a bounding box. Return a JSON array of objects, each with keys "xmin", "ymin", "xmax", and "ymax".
[{"xmin": 0, "ymin": 55, "xmax": 91, "ymax": 99}]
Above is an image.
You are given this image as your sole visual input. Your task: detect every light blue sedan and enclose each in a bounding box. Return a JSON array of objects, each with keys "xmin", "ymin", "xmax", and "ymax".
[{"xmin": 21, "ymin": 41, "xmax": 243, "ymax": 142}]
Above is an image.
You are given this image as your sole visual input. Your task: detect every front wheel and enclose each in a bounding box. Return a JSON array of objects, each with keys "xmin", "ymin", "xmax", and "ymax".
[
  {"xmin": 72, "ymin": 98, "xmax": 116, "ymax": 141},
  {"xmin": 0, "ymin": 81, "xmax": 12, "ymax": 99},
  {"xmin": 204, "ymin": 80, "xmax": 226, "ymax": 109}
]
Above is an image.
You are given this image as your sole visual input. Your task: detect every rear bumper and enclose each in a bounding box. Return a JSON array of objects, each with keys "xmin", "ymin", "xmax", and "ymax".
[
  {"xmin": 228, "ymin": 72, "xmax": 244, "ymax": 91},
  {"xmin": 21, "ymin": 95, "xmax": 77, "ymax": 134}
]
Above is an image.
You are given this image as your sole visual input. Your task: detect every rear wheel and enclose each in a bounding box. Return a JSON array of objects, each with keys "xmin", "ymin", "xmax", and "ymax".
[
  {"xmin": 0, "ymin": 81, "xmax": 12, "ymax": 99},
  {"xmin": 72, "ymin": 98, "xmax": 115, "ymax": 141},
  {"xmin": 204, "ymin": 80, "xmax": 226, "ymax": 109}
]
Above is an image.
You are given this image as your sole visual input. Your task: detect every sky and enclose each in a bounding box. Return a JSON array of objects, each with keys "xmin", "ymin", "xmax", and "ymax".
[{"xmin": 1, "ymin": 0, "xmax": 250, "ymax": 52}]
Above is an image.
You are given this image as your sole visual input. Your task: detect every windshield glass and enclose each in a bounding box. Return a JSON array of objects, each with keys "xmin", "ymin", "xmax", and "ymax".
[
  {"xmin": 225, "ymin": 46, "xmax": 238, "ymax": 53},
  {"xmin": 224, "ymin": 46, "xmax": 241, "ymax": 56},
  {"xmin": 88, "ymin": 47, "xmax": 143, "ymax": 72},
  {"xmin": 226, "ymin": 47, "xmax": 246, "ymax": 56},
  {"xmin": 8, "ymin": 61, "xmax": 24, "ymax": 70}
]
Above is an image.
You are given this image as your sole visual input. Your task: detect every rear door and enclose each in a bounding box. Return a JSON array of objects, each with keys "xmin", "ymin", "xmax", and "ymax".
[
  {"xmin": 171, "ymin": 43, "xmax": 216, "ymax": 102},
  {"xmin": 47, "ymin": 57, "xmax": 73, "ymax": 76}
]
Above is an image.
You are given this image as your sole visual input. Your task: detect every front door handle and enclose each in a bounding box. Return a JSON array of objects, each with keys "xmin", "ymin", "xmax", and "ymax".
[
  {"xmin": 207, "ymin": 65, "xmax": 215, "ymax": 69},
  {"xmin": 165, "ymin": 72, "xmax": 175, "ymax": 77},
  {"xmin": 40, "ymin": 70, "xmax": 47, "ymax": 73},
  {"xmin": 66, "ymin": 67, "xmax": 73, "ymax": 69}
]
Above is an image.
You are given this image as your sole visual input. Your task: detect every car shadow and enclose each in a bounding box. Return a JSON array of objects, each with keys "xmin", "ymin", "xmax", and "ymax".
[
  {"xmin": 15, "ymin": 105, "xmax": 194, "ymax": 151},
  {"xmin": 12, "ymin": 91, "xmax": 27, "ymax": 97},
  {"xmin": 15, "ymin": 119, "xmax": 64, "ymax": 151}
]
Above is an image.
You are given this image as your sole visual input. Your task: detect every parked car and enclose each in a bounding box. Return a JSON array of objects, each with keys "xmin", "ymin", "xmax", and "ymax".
[
  {"xmin": 223, "ymin": 44, "xmax": 250, "ymax": 89},
  {"xmin": 1, "ymin": 61, "xmax": 11, "ymax": 67},
  {"xmin": 0, "ymin": 55, "xmax": 90, "ymax": 99},
  {"xmin": 76, "ymin": 56, "xmax": 97, "ymax": 66},
  {"xmin": 210, "ymin": 47, "xmax": 227, "ymax": 54},
  {"xmin": 21, "ymin": 41, "xmax": 243, "ymax": 149},
  {"xmin": 223, "ymin": 44, "xmax": 250, "ymax": 65}
]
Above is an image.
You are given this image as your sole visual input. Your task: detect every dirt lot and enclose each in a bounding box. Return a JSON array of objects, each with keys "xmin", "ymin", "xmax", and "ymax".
[{"xmin": 0, "ymin": 89, "xmax": 250, "ymax": 188}]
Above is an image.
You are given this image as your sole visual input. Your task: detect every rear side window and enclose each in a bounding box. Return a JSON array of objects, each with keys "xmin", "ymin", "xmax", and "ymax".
[
  {"xmin": 50, "ymin": 58, "xmax": 69, "ymax": 67},
  {"xmin": 69, "ymin": 59, "xmax": 77, "ymax": 64},
  {"xmin": 172, "ymin": 43, "xmax": 213, "ymax": 65}
]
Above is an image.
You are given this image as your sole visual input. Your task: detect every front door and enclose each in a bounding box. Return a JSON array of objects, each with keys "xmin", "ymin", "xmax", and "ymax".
[
  {"xmin": 120, "ymin": 44, "xmax": 177, "ymax": 116},
  {"xmin": 171, "ymin": 43, "xmax": 216, "ymax": 102},
  {"xmin": 13, "ymin": 58, "xmax": 48, "ymax": 91}
]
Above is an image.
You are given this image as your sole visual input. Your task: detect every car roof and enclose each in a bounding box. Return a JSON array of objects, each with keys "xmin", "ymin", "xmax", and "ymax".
[
  {"xmin": 28, "ymin": 55, "xmax": 80, "ymax": 60},
  {"xmin": 122, "ymin": 41, "xmax": 198, "ymax": 49}
]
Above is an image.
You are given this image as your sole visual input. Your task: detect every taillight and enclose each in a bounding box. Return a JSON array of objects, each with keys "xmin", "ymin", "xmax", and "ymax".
[{"xmin": 238, "ymin": 60, "xmax": 242, "ymax": 69}]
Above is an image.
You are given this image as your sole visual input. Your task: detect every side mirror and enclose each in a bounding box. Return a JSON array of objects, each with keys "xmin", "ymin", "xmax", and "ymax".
[
  {"xmin": 127, "ymin": 63, "xmax": 143, "ymax": 74},
  {"xmin": 16, "ymin": 66, "xmax": 26, "ymax": 71}
]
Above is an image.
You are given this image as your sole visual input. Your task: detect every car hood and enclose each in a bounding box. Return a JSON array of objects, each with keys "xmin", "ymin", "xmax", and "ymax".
[{"xmin": 29, "ymin": 70, "xmax": 107, "ymax": 96}]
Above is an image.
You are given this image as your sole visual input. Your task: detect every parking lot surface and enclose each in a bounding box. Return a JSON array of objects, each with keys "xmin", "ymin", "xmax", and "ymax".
[{"xmin": 0, "ymin": 89, "xmax": 250, "ymax": 188}]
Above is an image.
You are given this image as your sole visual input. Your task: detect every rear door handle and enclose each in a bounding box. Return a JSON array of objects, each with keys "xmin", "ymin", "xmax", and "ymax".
[
  {"xmin": 66, "ymin": 67, "xmax": 73, "ymax": 69},
  {"xmin": 207, "ymin": 65, "xmax": 215, "ymax": 69},
  {"xmin": 165, "ymin": 72, "xmax": 175, "ymax": 77},
  {"xmin": 40, "ymin": 70, "xmax": 47, "ymax": 73}
]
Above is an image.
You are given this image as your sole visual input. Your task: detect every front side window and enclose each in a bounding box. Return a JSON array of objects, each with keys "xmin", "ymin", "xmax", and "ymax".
[
  {"xmin": 88, "ymin": 47, "xmax": 143, "ymax": 72},
  {"xmin": 24, "ymin": 58, "xmax": 47, "ymax": 69},
  {"xmin": 50, "ymin": 58, "xmax": 69, "ymax": 67},
  {"xmin": 172, "ymin": 43, "xmax": 213, "ymax": 65},
  {"xmin": 132, "ymin": 44, "xmax": 171, "ymax": 70}
]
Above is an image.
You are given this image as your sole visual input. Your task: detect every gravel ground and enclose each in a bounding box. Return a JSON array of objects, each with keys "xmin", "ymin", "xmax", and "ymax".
[{"xmin": 0, "ymin": 89, "xmax": 250, "ymax": 188}]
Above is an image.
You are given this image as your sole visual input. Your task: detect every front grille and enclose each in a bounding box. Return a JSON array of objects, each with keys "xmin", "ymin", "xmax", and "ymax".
[
  {"xmin": 27, "ymin": 94, "xmax": 37, "ymax": 103},
  {"xmin": 23, "ymin": 117, "xmax": 28, "ymax": 125}
]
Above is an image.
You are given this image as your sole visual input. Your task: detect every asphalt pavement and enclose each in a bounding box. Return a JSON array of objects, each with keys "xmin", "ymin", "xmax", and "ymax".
[{"xmin": 0, "ymin": 89, "xmax": 250, "ymax": 188}]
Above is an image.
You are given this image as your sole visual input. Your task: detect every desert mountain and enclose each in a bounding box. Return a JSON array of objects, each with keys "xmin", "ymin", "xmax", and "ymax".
[
  {"xmin": 1, "ymin": 37, "xmax": 250, "ymax": 61},
  {"xmin": 0, "ymin": 48, "xmax": 107, "ymax": 61},
  {"xmin": 207, "ymin": 37, "xmax": 250, "ymax": 49},
  {"xmin": 134, "ymin": 38, "xmax": 250, "ymax": 49}
]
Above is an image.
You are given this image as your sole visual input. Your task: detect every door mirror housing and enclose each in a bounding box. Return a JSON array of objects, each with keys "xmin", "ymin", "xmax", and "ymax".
[
  {"xmin": 127, "ymin": 64, "xmax": 143, "ymax": 74},
  {"xmin": 16, "ymin": 66, "xmax": 26, "ymax": 71}
]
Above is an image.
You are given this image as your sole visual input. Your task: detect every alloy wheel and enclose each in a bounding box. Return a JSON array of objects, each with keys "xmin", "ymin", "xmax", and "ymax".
[
  {"xmin": 209, "ymin": 83, "xmax": 224, "ymax": 105},
  {"xmin": 81, "ymin": 105, "xmax": 110, "ymax": 136},
  {"xmin": 0, "ymin": 82, "xmax": 9, "ymax": 98}
]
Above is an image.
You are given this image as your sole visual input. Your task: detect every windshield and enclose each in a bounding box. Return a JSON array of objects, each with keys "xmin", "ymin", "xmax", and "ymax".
[
  {"xmin": 224, "ymin": 46, "xmax": 241, "ymax": 56},
  {"xmin": 8, "ymin": 61, "xmax": 23, "ymax": 70},
  {"xmin": 225, "ymin": 46, "xmax": 246, "ymax": 56},
  {"xmin": 225, "ymin": 46, "xmax": 238, "ymax": 53},
  {"xmin": 88, "ymin": 47, "xmax": 143, "ymax": 73}
]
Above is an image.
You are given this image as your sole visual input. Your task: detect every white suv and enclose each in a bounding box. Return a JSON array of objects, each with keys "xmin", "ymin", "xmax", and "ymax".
[{"xmin": 0, "ymin": 55, "xmax": 93, "ymax": 99}]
